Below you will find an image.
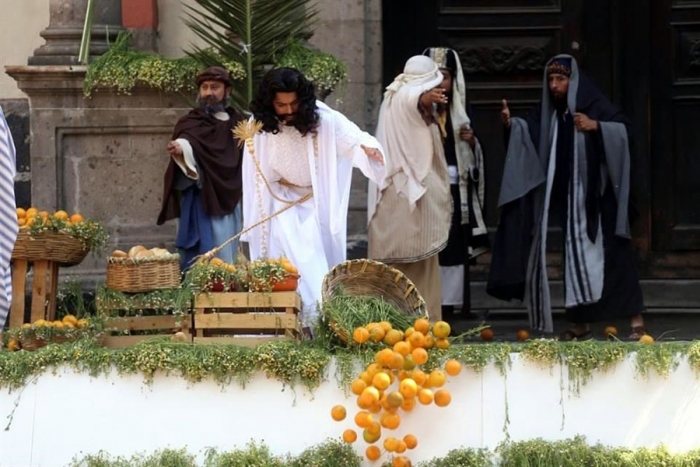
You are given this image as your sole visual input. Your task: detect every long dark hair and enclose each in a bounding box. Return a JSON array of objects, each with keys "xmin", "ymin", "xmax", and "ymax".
[{"xmin": 250, "ymin": 67, "xmax": 319, "ymax": 136}]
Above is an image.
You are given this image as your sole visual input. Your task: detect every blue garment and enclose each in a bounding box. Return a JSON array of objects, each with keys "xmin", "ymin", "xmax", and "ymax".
[{"xmin": 176, "ymin": 187, "xmax": 242, "ymax": 270}]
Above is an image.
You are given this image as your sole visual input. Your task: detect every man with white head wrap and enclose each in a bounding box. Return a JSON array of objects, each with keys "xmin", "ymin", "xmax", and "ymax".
[
  {"xmin": 423, "ymin": 47, "xmax": 488, "ymax": 318},
  {"xmin": 368, "ymin": 55, "xmax": 453, "ymax": 321}
]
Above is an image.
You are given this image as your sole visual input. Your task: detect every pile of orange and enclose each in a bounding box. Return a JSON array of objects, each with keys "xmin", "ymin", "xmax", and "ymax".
[
  {"xmin": 330, "ymin": 317, "xmax": 462, "ymax": 466},
  {"xmin": 16, "ymin": 207, "xmax": 84, "ymax": 229}
]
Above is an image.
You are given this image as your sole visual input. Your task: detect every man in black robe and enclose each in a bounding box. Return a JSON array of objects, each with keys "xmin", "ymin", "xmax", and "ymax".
[
  {"xmin": 488, "ymin": 55, "xmax": 646, "ymax": 339},
  {"xmin": 157, "ymin": 66, "xmax": 243, "ymax": 270}
]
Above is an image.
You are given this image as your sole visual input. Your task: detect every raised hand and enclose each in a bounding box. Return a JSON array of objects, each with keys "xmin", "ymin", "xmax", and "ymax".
[
  {"xmin": 501, "ymin": 99, "xmax": 511, "ymax": 128},
  {"xmin": 420, "ymin": 87, "xmax": 448, "ymax": 108},
  {"xmin": 361, "ymin": 144, "xmax": 384, "ymax": 165}
]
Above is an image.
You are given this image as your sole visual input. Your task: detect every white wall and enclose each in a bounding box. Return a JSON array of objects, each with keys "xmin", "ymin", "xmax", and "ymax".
[
  {"xmin": 157, "ymin": 0, "xmax": 208, "ymax": 58},
  {"xmin": 0, "ymin": 0, "xmax": 50, "ymax": 99},
  {"xmin": 2, "ymin": 355, "xmax": 700, "ymax": 467}
]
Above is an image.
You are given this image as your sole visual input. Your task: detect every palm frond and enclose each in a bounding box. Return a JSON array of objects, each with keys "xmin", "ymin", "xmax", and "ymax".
[{"xmin": 185, "ymin": 0, "xmax": 317, "ymax": 112}]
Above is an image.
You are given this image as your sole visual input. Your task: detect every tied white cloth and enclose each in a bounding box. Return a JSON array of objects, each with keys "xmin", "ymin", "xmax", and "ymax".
[
  {"xmin": 0, "ymin": 107, "xmax": 18, "ymax": 328},
  {"xmin": 369, "ymin": 56, "xmax": 444, "ymax": 221}
]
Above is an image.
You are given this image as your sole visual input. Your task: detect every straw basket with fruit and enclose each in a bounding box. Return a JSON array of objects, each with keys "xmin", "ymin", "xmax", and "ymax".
[{"xmin": 106, "ymin": 246, "xmax": 181, "ymax": 293}]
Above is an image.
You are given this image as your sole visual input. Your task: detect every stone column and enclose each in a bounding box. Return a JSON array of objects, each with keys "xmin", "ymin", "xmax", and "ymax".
[{"xmin": 29, "ymin": 0, "xmax": 123, "ymax": 65}]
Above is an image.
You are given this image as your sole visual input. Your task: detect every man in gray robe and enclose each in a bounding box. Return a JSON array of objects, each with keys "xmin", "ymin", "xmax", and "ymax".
[{"xmin": 488, "ymin": 55, "xmax": 646, "ymax": 339}]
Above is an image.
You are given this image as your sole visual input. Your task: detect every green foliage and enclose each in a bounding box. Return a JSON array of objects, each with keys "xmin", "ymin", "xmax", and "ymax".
[
  {"xmin": 414, "ymin": 448, "xmax": 493, "ymax": 467},
  {"xmin": 83, "ymin": 32, "xmax": 245, "ymax": 98},
  {"xmin": 277, "ymin": 40, "xmax": 347, "ymax": 98},
  {"xmin": 184, "ymin": 0, "xmax": 318, "ymax": 110}
]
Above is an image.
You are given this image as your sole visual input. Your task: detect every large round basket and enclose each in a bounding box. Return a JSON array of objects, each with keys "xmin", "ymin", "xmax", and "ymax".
[
  {"xmin": 11, "ymin": 230, "xmax": 89, "ymax": 266},
  {"xmin": 321, "ymin": 259, "xmax": 428, "ymax": 341},
  {"xmin": 106, "ymin": 256, "xmax": 181, "ymax": 293}
]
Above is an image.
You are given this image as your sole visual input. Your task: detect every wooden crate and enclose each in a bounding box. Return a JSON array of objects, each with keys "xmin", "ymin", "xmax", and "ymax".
[
  {"xmin": 192, "ymin": 292, "xmax": 302, "ymax": 346},
  {"xmin": 9, "ymin": 259, "xmax": 60, "ymax": 328},
  {"xmin": 97, "ymin": 295, "xmax": 192, "ymax": 348}
]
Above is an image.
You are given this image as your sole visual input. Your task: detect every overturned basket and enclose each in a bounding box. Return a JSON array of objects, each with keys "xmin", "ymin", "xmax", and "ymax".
[
  {"xmin": 106, "ymin": 255, "xmax": 181, "ymax": 293},
  {"xmin": 321, "ymin": 259, "xmax": 427, "ymax": 342}
]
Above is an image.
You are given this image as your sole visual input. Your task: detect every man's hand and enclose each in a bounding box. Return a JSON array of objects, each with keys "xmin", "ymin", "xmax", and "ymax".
[
  {"xmin": 167, "ymin": 140, "xmax": 183, "ymax": 158},
  {"xmin": 361, "ymin": 144, "xmax": 384, "ymax": 165},
  {"xmin": 501, "ymin": 99, "xmax": 511, "ymax": 128},
  {"xmin": 419, "ymin": 87, "xmax": 448, "ymax": 108},
  {"xmin": 459, "ymin": 126, "xmax": 476, "ymax": 148},
  {"xmin": 573, "ymin": 113, "xmax": 598, "ymax": 132}
]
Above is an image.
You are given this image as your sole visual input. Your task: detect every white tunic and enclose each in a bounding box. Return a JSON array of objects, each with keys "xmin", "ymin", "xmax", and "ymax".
[{"xmin": 241, "ymin": 102, "xmax": 385, "ymax": 327}]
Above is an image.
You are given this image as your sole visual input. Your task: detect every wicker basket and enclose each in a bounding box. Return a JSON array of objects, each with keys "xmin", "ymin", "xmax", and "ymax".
[
  {"xmin": 106, "ymin": 256, "xmax": 181, "ymax": 293},
  {"xmin": 11, "ymin": 230, "xmax": 89, "ymax": 266},
  {"xmin": 321, "ymin": 259, "xmax": 428, "ymax": 341}
]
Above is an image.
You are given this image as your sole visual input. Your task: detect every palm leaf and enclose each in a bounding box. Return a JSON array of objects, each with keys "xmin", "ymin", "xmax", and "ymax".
[{"xmin": 184, "ymin": 0, "xmax": 317, "ymax": 111}]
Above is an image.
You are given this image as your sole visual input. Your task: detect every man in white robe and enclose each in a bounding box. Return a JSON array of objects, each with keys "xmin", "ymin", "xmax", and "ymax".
[{"xmin": 241, "ymin": 68, "xmax": 385, "ymax": 329}]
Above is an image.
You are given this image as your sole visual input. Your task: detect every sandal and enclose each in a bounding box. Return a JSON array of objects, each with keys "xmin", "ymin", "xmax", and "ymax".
[
  {"xmin": 628, "ymin": 326, "xmax": 647, "ymax": 340},
  {"xmin": 557, "ymin": 328, "xmax": 592, "ymax": 342}
]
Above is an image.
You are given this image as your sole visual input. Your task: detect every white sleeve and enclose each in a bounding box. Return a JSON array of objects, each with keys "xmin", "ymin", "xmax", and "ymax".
[
  {"xmin": 172, "ymin": 138, "xmax": 198, "ymax": 180},
  {"xmin": 332, "ymin": 110, "xmax": 386, "ymax": 185}
]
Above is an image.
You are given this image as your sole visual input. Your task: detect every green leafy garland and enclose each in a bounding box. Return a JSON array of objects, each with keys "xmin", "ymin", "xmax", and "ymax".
[
  {"xmin": 276, "ymin": 40, "xmax": 348, "ymax": 97},
  {"xmin": 64, "ymin": 437, "xmax": 700, "ymax": 467},
  {"xmin": 83, "ymin": 32, "xmax": 245, "ymax": 97},
  {"xmin": 3, "ymin": 339, "xmax": 700, "ymax": 394}
]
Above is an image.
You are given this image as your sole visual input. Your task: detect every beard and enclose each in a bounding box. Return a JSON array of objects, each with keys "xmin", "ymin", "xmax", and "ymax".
[
  {"xmin": 552, "ymin": 92, "xmax": 568, "ymax": 112},
  {"xmin": 197, "ymin": 95, "xmax": 227, "ymax": 115},
  {"xmin": 277, "ymin": 113, "xmax": 298, "ymax": 126}
]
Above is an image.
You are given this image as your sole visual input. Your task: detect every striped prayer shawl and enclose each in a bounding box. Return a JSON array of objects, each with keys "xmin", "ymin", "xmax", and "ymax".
[
  {"xmin": 526, "ymin": 115, "xmax": 604, "ymax": 332},
  {"xmin": 0, "ymin": 107, "xmax": 18, "ymax": 329}
]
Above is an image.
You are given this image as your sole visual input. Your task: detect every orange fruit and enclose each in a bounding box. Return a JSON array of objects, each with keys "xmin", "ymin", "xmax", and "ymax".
[
  {"xmin": 342, "ymin": 429, "xmax": 357, "ymax": 444},
  {"xmin": 378, "ymin": 321, "xmax": 393, "ymax": 333},
  {"xmin": 360, "ymin": 371, "xmax": 373, "ymax": 385},
  {"xmin": 353, "ymin": 327, "xmax": 370, "ymax": 344},
  {"xmin": 639, "ymin": 334, "xmax": 655, "ymax": 345},
  {"xmin": 412, "ymin": 369, "xmax": 428, "ymax": 386},
  {"xmin": 393, "ymin": 340, "xmax": 411, "ymax": 357},
  {"xmin": 386, "ymin": 391, "xmax": 404, "ymax": 408},
  {"xmin": 402, "ymin": 354, "xmax": 416, "ymax": 371},
  {"xmin": 401, "ymin": 396, "xmax": 416, "ymax": 411},
  {"xmin": 428, "ymin": 369, "xmax": 447, "ymax": 388},
  {"xmin": 436, "ymin": 338, "xmax": 450, "ymax": 349},
  {"xmin": 76, "ymin": 318, "xmax": 89, "ymax": 329},
  {"xmin": 445, "ymin": 359, "xmax": 462, "ymax": 377},
  {"xmin": 381, "ymin": 412, "xmax": 401, "ymax": 430},
  {"xmin": 368, "ymin": 401, "xmax": 382, "ymax": 414},
  {"xmin": 369, "ymin": 326, "xmax": 386, "ymax": 343},
  {"xmin": 354, "ymin": 410, "xmax": 373, "ymax": 428},
  {"xmin": 418, "ymin": 388, "xmax": 434, "ymax": 405},
  {"xmin": 17, "ymin": 217, "xmax": 26, "ymax": 226},
  {"xmin": 411, "ymin": 347, "xmax": 428, "ymax": 365},
  {"xmin": 376, "ymin": 349, "xmax": 395, "ymax": 368},
  {"xmin": 16, "ymin": 208, "xmax": 26, "ymax": 218},
  {"xmin": 365, "ymin": 445, "xmax": 381, "ymax": 461},
  {"xmin": 399, "ymin": 378, "xmax": 418, "ymax": 398},
  {"xmin": 331, "ymin": 405, "xmax": 346, "ymax": 421},
  {"xmin": 434, "ymin": 389, "xmax": 452, "ymax": 407},
  {"xmin": 413, "ymin": 318, "xmax": 431, "ymax": 335},
  {"xmin": 367, "ymin": 421, "xmax": 382, "ymax": 436},
  {"xmin": 433, "ymin": 321, "xmax": 451, "ymax": 338},
  {"xmin": 604, "ymin": 326, "xmax": 618, "ymax": 338},
  {"xmin": 387, "ymin": 351, "xmax": 405, "ymax": 370},
  {"xmin": 395, "ymin": 440, "xmax": 407, "ymax": 453},
  {"xmin": 26, "ymin": 207, "xmax": 38, "ymax": 217},
  {"xmin": 363, "ymin": 428, "xmax": 381, "ymax": 444},
  {"xmin": 481, "ymin": 328, "xmax": 494, "ymax": 341},
  {"xmin": 351, "ymin": 377, "xmax": 367, "ymax": 395},
  {"xmin": 38, "ymin": 210, "xmax": 49, "ymax": 219},
  {"xmin": 7, "ymin": 339, "xmax": 20, "ymax": 351},
  {"xmin": 384, "ymin": 329, "xmax": 404, "ymax": 346},
  {"xmin": 403, "ymin": 434, "xmax": 418, "ymax": 450},
  {"xmin": 404, "ymin": 326, "xmax": 415, "ymax": 338},
  {"xmin": 423, "ymin": 333, "xmax": 436, "ymax": 349},
  {"xmin": 384, "ymin": 436, "xmax": 400, "ymax": 452},
  {"xmin": 517, "ymin": 329, "xmax": 531, "ymax": 341},
  {"xmin": 393, "ymin": 455, "xmax": 411, "ymax": 466},
  {"xmin": 54, "ymin": 210, "xmax": 69, "ymax": 220},
  {"xmin": 408, "ymin": 331, "xmax": 425, "ymax": 348},
  {"xmin": 367, "ymin": 363, "xmax": 383, "ymax": 377},
  {"xmin": 372, "ymin": 372, "xmax": 391, "ymax": 390}
]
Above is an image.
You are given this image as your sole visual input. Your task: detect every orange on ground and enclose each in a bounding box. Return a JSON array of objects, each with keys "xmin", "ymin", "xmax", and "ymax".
[
  {"xmin": 365, "ymin": 446, "xmax": 381, "ymax": 461},
  {"xmin": 381, "ymin": 412, "xmax": 401, "ymax": 430},
  {"xmin": 411, "ymin": 347, "xmax": 428, "ymax": 365},
  {"xmin": 384, "ymin": 329, "xmax": 404, "ymax": 346},
  {"xmin": 384, "ymin": 436, "xmax": 400, "ymax": 452},
  {"xmin": 434, "ymin": 389, "xmax": 452, "ymax": 407},
  {"xmin": 404, "ymin": 326, "xmax": 415, "ymax": 338},
  {"xmin": 428, "ymin": 369, "xmax": 447, "ymax": 388},
  {"xmin": 330, "ymin": 405, "xmax": 346, "ymax": 421},
  {"xmin": 367, "ymin": 362, "xmax": 383, "ymax": 376},
  {"xmin": 378, "ymin": 321, "xmax": 393, "ymax": 333},
  {"xmin": 423, "ymin": 333, "xmax": 436, "ymax": 349},
  {"xmin": 393, "ymin": 341, "xmax": 411, "ymax": 357},
  {"xmin": 401, "ymin": 396, "xmax": 416, "ymax": 411},
  {"xmin": 369, "ymin": 326, "xmax": 386, "ymax": 343},
  {"xmin": 393, "ymin": 455, "xmax": 412, "ymax": 467},
  {"xmin": 387, "ymin": 352, "xmax": 404, "ymax": 370},
  {"xmin": 360, "ymin": 371, "xmax": 373, "ymax": 385},
  {"xmin": 372, "ymin": 372, "xmax": 391, "ymax": 390},
  {"xmin": 386, "ymin": 391, "xmax": 404, "ymax": 409},
  {"xmin": 411, "ymin": 369, "xmax": 428, "ymax": 386},
  {"xmin": 402, "ymin": 354, "xmax": 416, "ymax": 371},
  {"xmin": 354, "ymin": 411, "xmax": 373, "ymax": 428},
  {"xmin": 367, "ymin": 421, "xmax": 382, "ymax": 436},
  {"xmin": 445, "ymin": 359, "xmax": 462, "ymax": 376},
  {"xmin": 408, "ymin": 331, "xmax": 425, "ymax": 348},
  {"xmin": 342, "ymin": 429, "xmax": 357, "ymax": 444},
  {"xmin": 403, "ymin": 434, "xmax": 418, "ymax": 449},
  {"xmin": 481, "ymin": 328, "xmax": 495, "ymax": 341},
  {"xmin": 395, "ymin": 440, "xmax": 407, "ymax": 453},
  {"xmin": 413, "ymin": 317, "xmax": 430, "ymax": 334},
  {"xmin": 353, "ymin": 327, "xmax": 370, "ymax": 344},
  {"xmin": 433, "ymin": 321, "xmax": 451, "ymax": 338},
  {"xmin": 436, "ymin": 338, "xmax": 450, "ymax": 349},
  {"xmin": 418, "ymin": 388, "xmax": 434, "ymax": 405},
  {"xmin": 399, "ymin": 378, "xmax": 418, "ymax": 398}
]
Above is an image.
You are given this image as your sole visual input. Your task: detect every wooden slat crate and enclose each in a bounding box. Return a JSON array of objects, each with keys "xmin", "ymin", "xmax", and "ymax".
[
  {"xmin": 192, "ymin": 292, "xmax": 302, "ymax": 346},
  {"xmin": 9, "ymin": 259, "xmax": 60, "ymax": 328},
  {"xmin": 97, "ymin": 295, "xmax": 192, "ymax": 348}
]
